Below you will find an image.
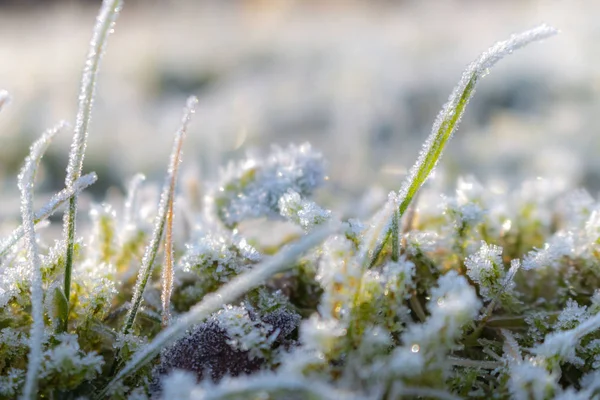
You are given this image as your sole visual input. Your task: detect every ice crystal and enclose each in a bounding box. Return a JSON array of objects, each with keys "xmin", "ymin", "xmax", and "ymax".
[
  {"xmin": 0, "ymin": 369, "xmax": 24, "ymax": 398},
  {"xmin": 508, "ymin": 359, "xmax": 557, "ymax": 400},
  {"xmin": 40, "ymin": 334, "xmax": 104, "ymax": 389},
  {"xmin": 212, "ymin": 143, "xmax": 326, "ymax": 227},
  {"xmin": 278, "ymin": 189, "xmax": 331, "ymax": 231},
  {"xmin": 401, "ymin": 271, "xmax": 481, "ymax": 359},
  {"xmin": 522, "ymin": 233, "xmax": 574, "ymax": 270},
  {"xmin": 465, "ymin": 241, "xmax": 506, "ymax": 301},
  {"xmin": 404, "ymin": 230, "xmax": 438, "ymax": 256}
]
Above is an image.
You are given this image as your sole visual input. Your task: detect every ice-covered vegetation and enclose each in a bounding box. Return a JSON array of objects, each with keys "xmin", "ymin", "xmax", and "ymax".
[{"xmin": 1, "ymin": 1, "xmax": 599, "ymax": 399}]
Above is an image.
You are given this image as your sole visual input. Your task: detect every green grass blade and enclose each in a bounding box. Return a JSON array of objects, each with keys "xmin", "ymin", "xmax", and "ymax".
[
  {"xmin": 62, "ymin": 0, "xmax": 123, "ymax": 332},
  {"xmin": 365, "ymin": 24, "xmax": 558, "ymax": 267}
]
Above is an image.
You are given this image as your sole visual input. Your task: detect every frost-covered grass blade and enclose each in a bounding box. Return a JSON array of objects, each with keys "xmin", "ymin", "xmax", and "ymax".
[
  {"xmin": 62, "ymin": 0, "xmax": 123, "ymax": 332},
  {"xmin": 365, "ymin": 24, "xmax": 558, "ymax": 267},
  {"xmin": 18, "ymin": 123, "xmax": 65, "ymax": 400},
  {"xmin": 122, "ymin": 96, "xmax": 198, "ymax": 335}
]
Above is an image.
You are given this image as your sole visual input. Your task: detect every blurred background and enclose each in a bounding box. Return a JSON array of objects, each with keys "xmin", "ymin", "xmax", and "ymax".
[{"xmin": 0, "ymin": 0, "xmax": 599, "ymax": 212}]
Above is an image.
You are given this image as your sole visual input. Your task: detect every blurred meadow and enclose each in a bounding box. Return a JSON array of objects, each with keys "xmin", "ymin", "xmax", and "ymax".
[{"xmin": 0, "ymin": 0, "xmax": 598, "ymax": 215}]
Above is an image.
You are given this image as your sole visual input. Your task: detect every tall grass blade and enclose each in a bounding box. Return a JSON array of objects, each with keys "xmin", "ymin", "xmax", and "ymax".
[
  {"xmin": 365, "ymin": 24, "xmax": 558, "ymax": 267},
  {"xmin": 161, "ymin": 98, "xmax": 196, "ymax": 327},
  {"xmin": 19, "ymin": 122, "xmax": 65, "ymax": 399},
  {"xmin": 62, "ymin": 0, "xmax": 123, "ymax": 332},
  {"xmin": 98, "ymin": 223, "xmax": 337, "ymax": 397},
  {"xmin": 0, "ymin": 173, "xmax": 98, "ymax": 258},
  {"xmin": 123, "ymin": 96, "xmax": 198, "ymax": 335}
]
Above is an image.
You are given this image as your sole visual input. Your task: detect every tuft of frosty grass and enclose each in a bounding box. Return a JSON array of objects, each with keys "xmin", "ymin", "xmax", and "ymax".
[
  {"xmin": 62, "ymin": 0, "xmax": 123, "ymax": 332},
  {"xmin": 99, "ymin": 223, "xmax": 338, "ymax": 397},
  {"xmin": 11, "ymin": 4, "xmax": 600, "ymax": 398}
]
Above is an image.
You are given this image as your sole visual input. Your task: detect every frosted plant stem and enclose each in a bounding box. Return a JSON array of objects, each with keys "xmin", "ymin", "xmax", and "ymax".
[
  {"xmin": 161, "ymin": 99, "xmax": 194, "ymax": 327},
  {"xmin": 62, "ymin": 0, "xmax": 122, "ymax": 332},
  {"xmin": 161, "ymin": 194, "xmax": 175, "ymax": 327},
  {"xmin": 19, "ymin": 122, "xmax": 65, "ymax": 400},
  {"xmin": 97, "ymin": 223, "xmax": 337, "ymax": 398},
  {"xmin": 365, "ymin": 24, "xmax": 558, "ymax": 267},
  {"xmin": 123, "ymin": 97, "xmax": 198, "ymax": 335},
  {"xmin": 0, "ymin": 173, "xmax": 97, "ymax": 258}
]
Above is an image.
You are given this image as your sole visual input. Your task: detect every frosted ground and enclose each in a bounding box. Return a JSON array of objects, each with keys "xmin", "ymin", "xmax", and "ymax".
[{"xmin": 0, "ymin": 0, "xmax": 599, "ymax": 208}]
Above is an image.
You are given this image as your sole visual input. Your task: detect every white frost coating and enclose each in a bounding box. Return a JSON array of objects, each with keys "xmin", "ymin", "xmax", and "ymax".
[
  {"xmin": 64, "ymin": 0, "xmax": 123, "ymax": 188},
  {"xmin": 367, "ymin": 24, "xmax": 558, "ymax": 266},
  {"xmin": 125, "ymin": 96, "xmax": 198, "ymax": 333},
  {"xmin": 19, "ymin": 122, "xmax": 65, "ymax": 400},
  {"xmin": 0, "ymin": 90, "xmax": 11, "ymax": 112},
  {"xmin": 533, "ymin": 311, "xmax": 600, "ymax": 362},
  {"xmin": 102, "ymin": 223, "xmax": 338, "ymax": 395},
  {"xmin": 62, "ymin": 0, "xmax": 122, "ymax": 310},
  {"xmin": 0, "ymin": 173, "xmax": 98, "ymax": 258},
  {"xmin": 278, "ymin": 189, "xmax": 331, "ymax": 231}
]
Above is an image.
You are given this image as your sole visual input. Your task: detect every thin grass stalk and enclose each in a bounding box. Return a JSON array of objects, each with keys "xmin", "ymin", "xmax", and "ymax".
[
  {"xmin": 160, "ymin": 118, "xmax": 188, "ymax": 327},
  {"xmin": 19, "ymin": 123, "xmax": 65, "ymax": 399},
  {"xmin": 161, "ymin": 193, "xmax": 175, "ymax": 327},
  {"xmin": 365, "ymin": 24, "xmax": 558, "ymax": 267},
  {"xmin": 62, "ymin": 0, "xmax": 123, "ymax": 332},
  {"xmin": 122, "ymin": 96, "xmax": 198, "ymax": 335},
  {"xmin": 98, "ymin": 223, "xmax": 337, "ymax": 397},
  {"xmin": 0, "ymin": 173, "xmax": 97, "ymax": 258}
]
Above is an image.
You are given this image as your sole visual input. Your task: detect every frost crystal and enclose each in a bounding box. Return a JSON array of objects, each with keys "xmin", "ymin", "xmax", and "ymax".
[
  {"xmin": 465, "ymin": 241, "xmax": 506, "ymax": 301},
  {"xmin": 212, "ymin": 143, "xmax": 326, "ymax": 227},
  {"xmin": 40, "ymin": 334, "xmax": 104, "ymax": 389},
  {"xmin": 404, "ymin": 231, "xmax": 438, "ymax": 256},
  {"xmin": 508, "ymin": 359, "xmax": 557, "ymax": 400},
  {"xmin": 181, "ymin": 232, "xmax": 258, "ymax": 291},
  {"xmin": 401, "ymin": 271, "xmax": 481, "ymax": 359},
  {"xmin": 278, "ymin": 189, "xmax": 331, "ymax": 231},
  {"xmin": 522, "ymin": 233, "xmax": 573, "ymax": 270}
]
